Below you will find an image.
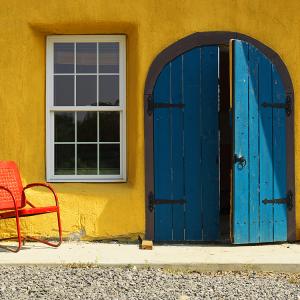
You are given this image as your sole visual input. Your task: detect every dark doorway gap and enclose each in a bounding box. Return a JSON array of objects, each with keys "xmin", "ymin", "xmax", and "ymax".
[{"xmin": 218, "ymin": 46, "xmax": 231, "ymax": 242}]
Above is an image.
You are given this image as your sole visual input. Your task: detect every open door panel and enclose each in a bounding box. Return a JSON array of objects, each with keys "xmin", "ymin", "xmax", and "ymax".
[{"xmin": 231, "ymin": 39, "xmax": 288, "ymax": 244}]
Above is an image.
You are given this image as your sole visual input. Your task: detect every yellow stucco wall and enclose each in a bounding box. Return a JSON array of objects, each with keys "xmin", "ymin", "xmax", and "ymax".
[{"xmin": 0, "ymin": 0, "xmax": 299, "ymax": 240}]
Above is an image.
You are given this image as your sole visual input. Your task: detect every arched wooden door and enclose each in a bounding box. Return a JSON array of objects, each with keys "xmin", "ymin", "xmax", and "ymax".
[{"xmin": 144, "ymin": 32, "xmax": 295, "ymax": 244}]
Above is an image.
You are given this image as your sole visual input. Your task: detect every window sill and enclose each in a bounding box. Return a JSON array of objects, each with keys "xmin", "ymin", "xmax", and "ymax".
[{"xmin": 46, "ymin": 177, "xmax": 127, "ymax": 183}]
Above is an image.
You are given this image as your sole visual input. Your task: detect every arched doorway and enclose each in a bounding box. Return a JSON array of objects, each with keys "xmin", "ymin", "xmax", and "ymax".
[{"xmin": 144, "ymin": 32, "xmax": 295, "ymax": 244}]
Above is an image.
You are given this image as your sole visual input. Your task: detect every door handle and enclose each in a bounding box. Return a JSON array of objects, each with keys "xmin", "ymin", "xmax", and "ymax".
[{"xmin": 233, "ymin": 154, "xmax": 247, "ymax": 169}]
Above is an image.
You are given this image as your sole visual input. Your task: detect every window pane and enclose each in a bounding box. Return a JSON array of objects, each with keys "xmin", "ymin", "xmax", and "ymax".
[
  {"xmin": 76, "ymin": 43, "xmax": 97, "ymax": 73},
  {"xmin": 54, "ymin": 43, "xmax": 74, "ymax": 73},
  {"xmin": 55, "ymin": 144, "xmax": 75, "ymax": 175},
  {"xmin": 99, "ymin": 112, "xmax": 119, "ymax": 142},
  {"xmin": 77, "ymin": 112, "xmax": 97, "ymax": 142},
  {"xmin": 99, "ymin": 144, "xmax": 120, "ymax": 175},
  {"xmin": 77, "ymin": 144, "xmax": 97, "ymax": 175},
  {"xmin": 99, "ymin": 75, "xmax": 119, "ymax": 106},
  {"xmin": 54, "ymin": 75, "xmax": 74, "ymax": 106},
  {"xmin": 76, "ymin": 75, "xmax": 97, "ymax": 106},
  {"xmin": 99, "ymin": 43, "xmax": 119, "ymax": 73},
  {"xmin": 55, "ymin": 112, "xmax": 75, "ymax": 142}
]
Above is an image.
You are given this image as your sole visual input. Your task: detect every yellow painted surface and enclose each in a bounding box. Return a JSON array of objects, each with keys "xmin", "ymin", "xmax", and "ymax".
[{"xmin": 0, "ymin": 0, "xmax": 299, "ymax": 240}]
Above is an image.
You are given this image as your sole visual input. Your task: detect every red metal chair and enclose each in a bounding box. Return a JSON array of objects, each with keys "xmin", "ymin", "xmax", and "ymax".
[{"xmin": 0, "ymin": 161, "xmax": 62, "ymax": 252}]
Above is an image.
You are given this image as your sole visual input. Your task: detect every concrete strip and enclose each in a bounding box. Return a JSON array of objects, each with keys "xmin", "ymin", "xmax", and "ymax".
[{"xmin": 0, "ymin": 242, "xmax": 299, "ymax": 272}]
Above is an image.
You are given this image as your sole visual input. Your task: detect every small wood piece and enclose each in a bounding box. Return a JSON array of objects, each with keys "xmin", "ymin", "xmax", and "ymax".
[{"xmin": 140, "ymin": 240, "xmax": 153, "ymax": 250}]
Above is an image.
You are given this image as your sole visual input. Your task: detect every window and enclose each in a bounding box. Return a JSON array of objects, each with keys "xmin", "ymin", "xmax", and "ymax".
[{"xmin": 46, "ymin": 35, "xmax": 126, "ymax": 182}]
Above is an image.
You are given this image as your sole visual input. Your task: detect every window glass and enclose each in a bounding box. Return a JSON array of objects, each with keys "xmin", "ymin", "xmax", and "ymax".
[
  {"xmin": 77, "ymin": 144, "xmax": 97, "ymax": 175},
  {"xmin": 54, "ymin": 112, "xmax": 75, "ymax": 142},
  {"xmin": 54, "ymin": 43, "xmax": 74, "ymax": 73},
  {"xmin": 54, "ymin": 75, "xmax": 74, "ymax": 106},
  {"xmin": 99, "ymin": 144, "xmax": 120, "ymax": 175},
  {"xmin": 55, "ymin": 144, "xmax": 75, "ymax": 175},
  {"xmin": 76, "ymin": 43, "xmax": 97, "ymax": 73},
  {"xmin": 99, "ymin": 43, "xmax": 119, "ymax": 73},
  {"xmin": 99, "ymin": 112, "xmax": 119, "ymax": 142},
  {"xmin": 76, "ymin": 75, "xmax": 97, "ymax": 106},
  {"xmin": 99, "ymin": 75, "xmax": 119, "ymax": 106},
  {"xmin": 77, "ymin": 112, "xmax": 97, "ymax": 142}
]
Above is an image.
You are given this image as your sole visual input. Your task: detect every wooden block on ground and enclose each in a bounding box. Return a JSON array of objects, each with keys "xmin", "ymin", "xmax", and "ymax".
[{"xmin": 140, "ymin": 240, "xmax": 153, "ymax": 250}]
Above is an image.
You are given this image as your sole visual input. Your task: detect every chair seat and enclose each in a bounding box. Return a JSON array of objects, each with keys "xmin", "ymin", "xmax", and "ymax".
[{"xmin": 0, "ymin": 206, "xmax": 58, "ymax": 219}]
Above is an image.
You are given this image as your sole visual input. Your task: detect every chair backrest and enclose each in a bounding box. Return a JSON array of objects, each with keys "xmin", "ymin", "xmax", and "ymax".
[{"xmin": 0, "ymin": 161, "xmax": 25, "ymax": 210}]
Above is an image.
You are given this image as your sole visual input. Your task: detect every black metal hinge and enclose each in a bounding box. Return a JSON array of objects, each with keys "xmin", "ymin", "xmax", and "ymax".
[
  {"xmin": 261, "ymin": 95, "xmax": 292, "ymax": 116},
  {"xmin": 148, "ymin": 192, "xmax": 186, "ymax": 212},
  {"xmin": 262, "ymin": 190, "xmax": 293, "ymax": 210},
  {"xmin": 147, "ymin": 94, "xmax": 185, "ymax": 116}
]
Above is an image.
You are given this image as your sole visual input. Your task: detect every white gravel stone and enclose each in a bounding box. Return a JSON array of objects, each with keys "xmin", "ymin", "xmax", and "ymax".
[{"xmin": 0, "ymin": 266, "xmax": 299, "ymax": 299}]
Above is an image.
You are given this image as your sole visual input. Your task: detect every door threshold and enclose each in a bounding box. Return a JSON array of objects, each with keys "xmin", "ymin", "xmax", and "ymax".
[{"xmin": 154, "ymin": 240, "xmax": 232, "ymax": 245}]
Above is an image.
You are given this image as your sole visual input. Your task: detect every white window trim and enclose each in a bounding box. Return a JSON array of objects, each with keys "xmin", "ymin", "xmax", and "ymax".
[{"xmin": 46, "ymin": 35, "xmax": 127, "ymax": 182}]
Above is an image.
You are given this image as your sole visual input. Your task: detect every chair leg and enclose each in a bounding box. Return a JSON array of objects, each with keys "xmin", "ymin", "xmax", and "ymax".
[
  {"xmin": 0, "ymin": 214, "xmax": 22, "ymax": 253},
  {"xmin": 25, "ymin": 209, "xmax": 62, "ymax": 248}
]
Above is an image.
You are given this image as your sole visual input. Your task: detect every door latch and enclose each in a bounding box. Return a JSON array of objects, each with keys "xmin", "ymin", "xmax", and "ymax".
[{"xmin": 233, "ymin": 154, "xmax": 247, "ymax": 169}]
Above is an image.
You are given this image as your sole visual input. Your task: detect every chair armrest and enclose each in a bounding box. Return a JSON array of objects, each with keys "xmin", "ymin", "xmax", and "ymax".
[
  {"xmin": 23, "ymin": 183, "xmax": 59, "ymax": 207},
  {"xmin": 0, "ymin": 185, "xmax": 19, "ymax": 211}
]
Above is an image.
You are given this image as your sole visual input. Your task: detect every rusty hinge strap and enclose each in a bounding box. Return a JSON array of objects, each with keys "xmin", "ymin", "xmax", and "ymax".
[
  {"xmin": 148, "ymin": 192, "xmax": 186, "ymax": 211},
  {"xmin": 147, "ymin": 94, "xmax": 185, "ymax": 115},
  {"xmin": 262, "ymin": 198, "xmax": 288, "ymax": 204},
  {"xmin": 262, "ymin": 190, "xmax": 293, "ymax": 210},
  {"xmin": 261, "ymin": 96, "xmax": 292, "ymax": 116},
  {"xmin": 152, "ymin": 199, "xmax": 186, "ymax": 205},
  {"xmin": 153, "ymin": 103, "xmax": 185, "ymax": 109}
]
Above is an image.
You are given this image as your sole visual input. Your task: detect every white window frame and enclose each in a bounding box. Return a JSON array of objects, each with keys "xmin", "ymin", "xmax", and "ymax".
[{"xmin": 46, "ymin": 35, "xmax": 126, "ymax": 182}]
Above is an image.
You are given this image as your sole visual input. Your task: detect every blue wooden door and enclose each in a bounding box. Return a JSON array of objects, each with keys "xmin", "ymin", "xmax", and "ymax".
[
  {"xmin": 153, "ymin": 46, "xmax": 219, "ymax": 241},
  {"xmin": 232, "ymin": 40, "xmax": 288, "ymax": 244}
]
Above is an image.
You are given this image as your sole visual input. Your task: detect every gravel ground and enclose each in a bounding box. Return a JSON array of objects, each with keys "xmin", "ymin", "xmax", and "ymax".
[{"xmin": 0, "ymin": 266, "xmax": 299, "ymax": 299}]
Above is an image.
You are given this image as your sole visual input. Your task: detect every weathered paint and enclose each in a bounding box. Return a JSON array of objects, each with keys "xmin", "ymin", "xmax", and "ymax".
[
  {"xmin": 232, "ymin": 40, "xmax": 287, "ymax": 243},
  {"xmin": 0, "ymin": 0, "xmax": 299, "ymax": 240}
]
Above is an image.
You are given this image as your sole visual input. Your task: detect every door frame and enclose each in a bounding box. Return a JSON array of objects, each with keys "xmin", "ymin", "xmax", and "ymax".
[{"xmin": 144, "ymin": 31, "xmax": 295, "ymax": 242}]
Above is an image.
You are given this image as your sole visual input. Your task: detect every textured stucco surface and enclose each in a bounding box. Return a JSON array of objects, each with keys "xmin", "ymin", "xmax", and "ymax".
[{"xmin": 0, "ymin": 0, "xmax": 299, "ymax": 240}]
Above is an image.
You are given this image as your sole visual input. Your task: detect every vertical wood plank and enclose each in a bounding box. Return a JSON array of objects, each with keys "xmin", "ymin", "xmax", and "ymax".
[
  {"xmin": 153, "ymin": 63, "xmax": 173, "ymax": 241},
  {"xmin": 272, "ymin": 66, "xmax": 287, "ymax": 241},
  {"xmin": 233, "ymin": 40, "xmax": 250, "ymax": 244},
  {"xmin": 171, "ymin": 56, "xmax": 185, "ymax": 241},
  {"xmin": 201, "ymin": 46, "xmax": 220, "ymax": 241},
  {"xmin": 259, "ymin": 54, "xmax": 274, "ymax": 243},
  {"xmin": 184, "ymin": 48, "xmax": 202, "ymax": 240},
  {"xmin": 248, "ymin": 45, "xmax": 260, "ymax": 243}
]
